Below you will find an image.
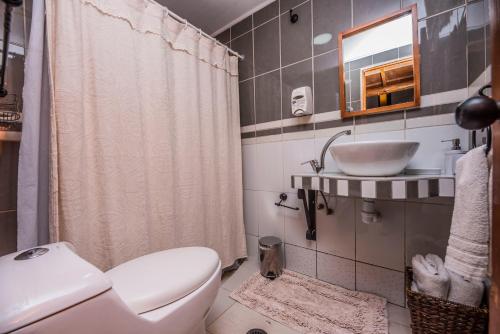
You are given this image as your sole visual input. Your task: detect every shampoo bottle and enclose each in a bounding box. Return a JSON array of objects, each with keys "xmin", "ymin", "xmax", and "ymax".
[{"xmin": 442, "ymin": 138, "xmax": 465, "ymax": 175}]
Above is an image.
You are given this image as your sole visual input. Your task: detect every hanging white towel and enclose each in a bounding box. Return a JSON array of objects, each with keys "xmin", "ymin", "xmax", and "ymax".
[
  {"xmin": 444, "ymin": 146, "xmax": 490, "ymax": 281},
  {"xmin": 412, "ymin": 254, "xmax": 450, "ymax": 299}
]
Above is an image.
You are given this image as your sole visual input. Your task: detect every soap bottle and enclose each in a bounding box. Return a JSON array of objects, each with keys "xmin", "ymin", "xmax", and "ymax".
[{"xmin": 441, "ymin": 138, "xmax": 465, "ymax": 175}]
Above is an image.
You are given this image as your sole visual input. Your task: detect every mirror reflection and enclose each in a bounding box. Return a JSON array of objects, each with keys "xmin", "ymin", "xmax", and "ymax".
[{"xmin": 340, "ymin": 9, "xmax": 419, "ymax": 117}]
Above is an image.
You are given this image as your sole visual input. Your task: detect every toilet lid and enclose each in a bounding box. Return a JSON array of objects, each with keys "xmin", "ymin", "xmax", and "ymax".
[{"xmin": 106, "ymin": 247, "xmax": 220, "ymax": 314}]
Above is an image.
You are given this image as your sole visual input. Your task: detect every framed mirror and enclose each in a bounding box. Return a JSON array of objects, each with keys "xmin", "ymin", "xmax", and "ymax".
[{"xmin": 338, "ymin": 5, "xmax": 420, "ymax": 118}]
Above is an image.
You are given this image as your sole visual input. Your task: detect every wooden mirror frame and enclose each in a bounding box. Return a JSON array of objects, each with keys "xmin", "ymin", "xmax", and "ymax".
[{"xmin": 338, "ymin": 5, "xmax": 420, "ymax": 118}]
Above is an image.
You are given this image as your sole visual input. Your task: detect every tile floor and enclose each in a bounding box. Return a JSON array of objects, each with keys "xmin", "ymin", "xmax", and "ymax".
[{"xmin": 206, "ymin": 257, "xmax": 412, "ymax": 334}]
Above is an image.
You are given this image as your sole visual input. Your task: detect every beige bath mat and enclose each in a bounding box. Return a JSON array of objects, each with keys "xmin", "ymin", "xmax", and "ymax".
[{"xmin": 230, "ymin": 270, "xmax": 388, "ymax": 334}]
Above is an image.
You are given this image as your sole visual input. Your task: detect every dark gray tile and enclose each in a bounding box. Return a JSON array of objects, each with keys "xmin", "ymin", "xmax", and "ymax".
[
  {"xmin": 254, "ymin": 1, "xmax": 279, "ymax": 27},
  {"xmin": 398, "ymin": 44, "xmax": 412, "ymax": 57},
  {"xmin": 255, "ymin": 70, "xmax": 282, "ymax": 123},
  {"xmin": 312, "ymin": 0, "xmax": 351, "ymax": 54},
  {"xmin": 0, "ymin": 211, "xmax": 16, "ymax": 256},
  {"xmin": 403, "ymin": 0, "xmax": 465, "ymax": 19},
  {"xmin": 256, "ymin": 128, "xmax": 282, "ymax": 137},
  {"xmin": 314, "ymin": 50, "xmax": 340, "ymax": 113},
  {"xmin": 373, "ymin": 48, "xmax": 399, "ymax": 64},
  {"xmin": 349, "ymin": 56, "xmax": 372, "ymax": 71},
  {"xmin": 280, "ymin": 0, "xmax": 308, "ymax": 13},
  {"xmin": 282, "ymin": 59, "xmax": 313, "ymax": 119},
  {"xmin": 350, "ymin": 69, "xmax": 361, "ymax": 101},
  {"xmin": 353, "ymin": 0, "xmax": 400, "ymax": 26},
  {"xmin": 467, "ymin": 0, "xmax": 486, "ymax": 85},
  {"xmin": 231, "ymin": 16, "xmax": 253, "ymax": 39},
  {"xmin": 241, "ymin": 132, "xmax": 256, "ymax": 139},
  {"xmin": 419, "ymin": 8, "xmax": 467, "ymax": 95},
  {"xmin": 406, "ymin": 103, "xmax": 458, "ymax": 119},
  {"xmin": 0, "ymin": 142, "xmax": 19, "ymax": 211},
  {"xmin": 283, "ymin": 123, "xmax": 314, "ymax": 133},
  {"xmin": 315, "ymin": 118, "xmax": 353, "ymax": 130},
  {"xmin": 231, "ymin": 31, "xmax": 254, "ymax": 81},
  {"xmin": 355, "ymin": 110, "xmax": 404, "ymax": 124},
  {"xmin": 281, "ymin": 1, "xmax": 312, "ymax": 66},
  {"xmin": 254, "ymin": 18, "xmax": 280, "ymax": 75},
  {"xmin": 239, "ymin": 79, "xmax": 255, "ymax": 126},
  {"xmin": 215, "ymin": 29, "xmax": 230, "ymax": 44}
]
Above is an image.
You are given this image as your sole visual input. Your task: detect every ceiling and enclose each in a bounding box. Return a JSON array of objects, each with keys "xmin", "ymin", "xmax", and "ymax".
[{"xmin": 156, "ymin": 0, "xmax": 270, "ymax": 36}]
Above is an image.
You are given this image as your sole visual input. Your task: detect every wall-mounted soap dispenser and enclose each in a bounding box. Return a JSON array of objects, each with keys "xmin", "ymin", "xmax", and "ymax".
[
  {"xmin": 442, "ymin": 138, "xmax": 465, "ymax": 175},
  {"xmin": 291, "ymin": 86, "xmax": 312, "ymax": 116}
]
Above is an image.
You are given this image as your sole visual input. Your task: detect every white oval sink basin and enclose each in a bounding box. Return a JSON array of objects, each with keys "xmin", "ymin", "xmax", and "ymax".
[{"xmin": 329, "ymin": 140, "xmax": 420, "ymax": 176}]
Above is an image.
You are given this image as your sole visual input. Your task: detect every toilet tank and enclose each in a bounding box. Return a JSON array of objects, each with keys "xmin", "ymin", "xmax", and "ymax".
[{"xmin": 0, "ymin": 242, "xmax": 112, "ymax": 334}]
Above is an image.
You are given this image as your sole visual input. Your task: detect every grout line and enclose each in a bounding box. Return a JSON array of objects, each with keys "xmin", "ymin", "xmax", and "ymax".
[
  {"xmin": 279, "ymin": 0, "xmax": 310, "ymax": 15},
  {"xmin": 311, "ymin": 0, "xmax": 316, "ymax": 131},
  {"xmin": 416, "ymin": 3, "xmax": 466, "ymax": 22},
  {"xmin": 278, "ymin": 0, "xmax": 284, "ymax": 132},
  {"xmin": 251, "ymin": 14, "xmax": 257, "ymax": 133}
]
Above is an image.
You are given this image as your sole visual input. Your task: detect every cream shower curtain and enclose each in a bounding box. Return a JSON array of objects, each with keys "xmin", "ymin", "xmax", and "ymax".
[{"xmin": 45, "ymin": 0, "xmax": 246, "ymax": 270}]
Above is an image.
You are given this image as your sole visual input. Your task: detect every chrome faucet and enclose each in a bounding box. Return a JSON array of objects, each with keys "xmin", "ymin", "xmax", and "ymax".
[{"xmin": 301, "ymin": 129, "xmax": 352, "ymax": 173}]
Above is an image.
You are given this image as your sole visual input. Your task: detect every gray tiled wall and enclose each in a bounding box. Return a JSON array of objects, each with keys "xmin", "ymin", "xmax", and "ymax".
[
  {"xmin": 216, "ymin": 0, "xmax": 490, "ymax": 136},
  {"xmin": 223, "ymin": 0, "xmax": 489, "ymax": 307}
]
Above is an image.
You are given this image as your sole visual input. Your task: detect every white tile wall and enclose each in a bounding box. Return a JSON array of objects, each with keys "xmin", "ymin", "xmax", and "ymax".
[
  {"xmin": 284, "ymin": 192, "xmax": 316, "ymax": 250},
  {"xmin": 355, "ymin": 200, "xmax": 405, "ymax": 271},
  {"xmin": 406, "ymin": 124, "xmax": 469, "ymax": 170},
  {"xmin": 317, "ymin": 252, "xmax": 356, "ymax": 290},
  {"xmin": 356, "ymin": 262, "xmax": 405, "ymax": 306},
  {"xmin": 316, "ymin": 196, "xmax": 356, "ymax": 259},
  {"xmin": 285, "ymin": 243, "xmax": 316, "ymax": 277},
  {"xmin": 283, "ymin": 138, "xmax": 315, "ymax": 193},
  {"xmin": 405, "ymin": 202, "xmax": 453, "ymax": 263},
  {"xmin": 255, "ymin": 141, "xmax": 284, "ymax": 192},
  {"xmin": 243, "ymin": 190, "xmax": 259, "ymax": 236},
  {"xmin": 242, "ymin": 144, "xmax": 258, "ymax": 189},
  {"xmin": 245, "ymin": 234, "xmax": 259, "ymax": 259},
  {"xmin": 257, "ymin": 191, "xmax": 285, "ymax": 240}
]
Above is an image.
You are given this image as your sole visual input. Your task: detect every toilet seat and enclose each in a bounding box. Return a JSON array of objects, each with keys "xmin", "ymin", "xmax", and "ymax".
[{"xmin": 105, "ymin": 247, "xmax": 219, "ymax": 314}]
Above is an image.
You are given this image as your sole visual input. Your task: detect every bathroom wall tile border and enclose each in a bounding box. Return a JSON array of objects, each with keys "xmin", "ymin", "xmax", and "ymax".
[{"xmin": 291, "ymin": 175, "xmax": 455, "ymax": 199}]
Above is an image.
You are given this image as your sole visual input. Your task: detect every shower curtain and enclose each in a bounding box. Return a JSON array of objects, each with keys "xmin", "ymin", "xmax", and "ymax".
[{"xmin": 45, "ymin": 0, "xmax": 246, "ymax": 270}]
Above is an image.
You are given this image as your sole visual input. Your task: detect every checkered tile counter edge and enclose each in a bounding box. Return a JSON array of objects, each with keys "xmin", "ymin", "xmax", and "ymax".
[{"xmin": 291, "ymin": 174, "xmax": 455, "ymax": 199}]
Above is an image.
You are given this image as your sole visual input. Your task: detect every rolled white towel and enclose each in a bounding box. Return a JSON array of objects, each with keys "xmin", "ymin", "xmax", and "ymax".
[
  {"xmin": 448, "ymin": 270, "xmax": 484, "ymax": 307},
  {"xmin": 412, "ymin": 254, "xmax": 450, "ymax": 299}
]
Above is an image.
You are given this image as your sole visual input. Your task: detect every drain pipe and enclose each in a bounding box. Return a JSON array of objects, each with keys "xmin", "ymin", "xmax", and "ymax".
[{"xmin": 360, "ymin": 199, "xmax": 380, "ymax": 224}]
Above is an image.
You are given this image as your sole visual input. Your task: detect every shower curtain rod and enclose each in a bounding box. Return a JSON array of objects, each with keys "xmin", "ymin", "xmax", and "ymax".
[{"xmin": 148, "ymin": 0, "xmax": 244, "ymax": 61}]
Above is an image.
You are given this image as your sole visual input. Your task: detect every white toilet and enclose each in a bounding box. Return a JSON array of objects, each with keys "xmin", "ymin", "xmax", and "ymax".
[{"xmin": 0, "ymin": 242, "xmax": 221, "ymax": 334}]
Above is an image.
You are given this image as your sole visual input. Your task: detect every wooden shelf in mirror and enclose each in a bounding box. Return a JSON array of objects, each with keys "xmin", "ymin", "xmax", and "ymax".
[{"xmin": 361, "ymin": 57, "xmax": 415, "ymax": 110}]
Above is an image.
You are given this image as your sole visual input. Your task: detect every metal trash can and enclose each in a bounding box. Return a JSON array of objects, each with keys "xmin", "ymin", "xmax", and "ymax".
[{"xmin": 259, "ymin": 236, "xmax": 283, "ymax": 279}]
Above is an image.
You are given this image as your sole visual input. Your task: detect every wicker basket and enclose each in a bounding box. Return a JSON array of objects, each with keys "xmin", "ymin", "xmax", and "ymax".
[{"xmin": 406, "ymin": 267, "xmax": 488, "ymax": 334}]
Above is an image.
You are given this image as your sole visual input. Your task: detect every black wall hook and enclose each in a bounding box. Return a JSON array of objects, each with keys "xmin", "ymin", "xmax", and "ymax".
[
  {"xmin": 274, "ymin": 193, "xmax": 299, "ymax": 210},
  {"xmin": 289, "ymin": 9, "xmax": 299, "ymax": 23}
]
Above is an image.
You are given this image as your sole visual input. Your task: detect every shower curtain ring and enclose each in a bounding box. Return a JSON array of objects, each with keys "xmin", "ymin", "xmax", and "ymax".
[{"xmin": 183, "ymin": 19, "xmax": 188, "ymax": 30}]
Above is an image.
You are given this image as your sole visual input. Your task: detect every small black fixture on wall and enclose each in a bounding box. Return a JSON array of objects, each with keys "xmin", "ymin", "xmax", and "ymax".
[
  {"xmin": 289, "ymin": 9, "xmax": 298, "ymax": 23},
  {"xmin": 274, "ymin": 193, "xmax": 299, "ymax": 211}
]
